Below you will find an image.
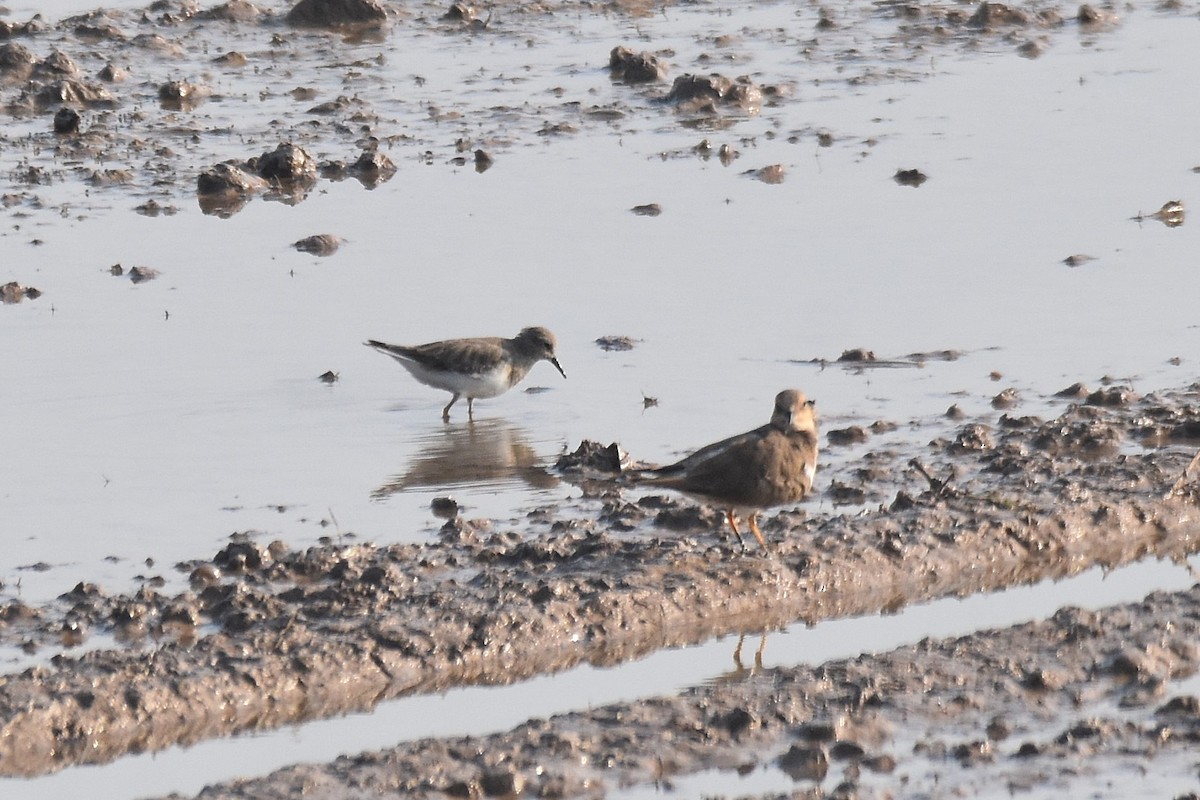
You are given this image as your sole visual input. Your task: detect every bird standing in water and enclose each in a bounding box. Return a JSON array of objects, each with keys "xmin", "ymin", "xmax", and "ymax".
[{"xmin": 365, "ymin": 326, "xmax": 566, "ymax": 421}]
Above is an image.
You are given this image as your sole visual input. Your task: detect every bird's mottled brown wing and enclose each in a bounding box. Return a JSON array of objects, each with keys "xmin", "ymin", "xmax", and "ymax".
[
  {"xmin": 652, "ymin": 424, "xmax": 774, "ymax": 477},
  {"xmin": 649, "ymin": 428, "xmax": 816, "ymax": 509},
  {"xmin": 372, "ymin": 337, "xmax": 507, "ymax": 377}
]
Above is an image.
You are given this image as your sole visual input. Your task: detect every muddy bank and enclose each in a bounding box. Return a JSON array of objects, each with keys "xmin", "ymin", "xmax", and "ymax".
[
  {"xmin": 152, "ymin": 584, "xmax": 1200, "ymax": 799},
  {"xmin": 2, "ymin": 382, "xmax": 1200, "ymax": 778},
  {"xmin": 0, "ymin": 0, "xmax": 1129, "ymax": 223}
]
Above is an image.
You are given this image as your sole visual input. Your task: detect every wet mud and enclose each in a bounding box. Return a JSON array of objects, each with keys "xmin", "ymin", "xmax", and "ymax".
[{"xmin": 2, "ymin": 380, "xmax": 1200, "ymax": 793}]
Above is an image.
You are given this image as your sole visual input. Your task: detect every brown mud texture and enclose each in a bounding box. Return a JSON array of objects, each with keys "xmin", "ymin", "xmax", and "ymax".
[{"xmin": 2, "ymin": 380, "xmax": 1200, "ymax": 797}]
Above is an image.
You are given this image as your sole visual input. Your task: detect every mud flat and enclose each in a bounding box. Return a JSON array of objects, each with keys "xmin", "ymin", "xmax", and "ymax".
[{"xmin": 2, "ymin": 381, "xmax": 1199, "ymax": 795}]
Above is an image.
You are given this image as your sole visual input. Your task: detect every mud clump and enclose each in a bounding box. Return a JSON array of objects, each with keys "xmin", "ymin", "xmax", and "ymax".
[
  {"xmin": 286, "ymin": 0, "xmax": 388, "ymax": 28},
  {"xmin": 665, "ymin": 73, "xmax": 763, "ymax": 112},
  {"xmin": 609, "ymin": 46, "xmax": 668, "ymax": 83},
  {"xmin": 293, "ymin": 234, "xmax": 342, "ymax": 256}
]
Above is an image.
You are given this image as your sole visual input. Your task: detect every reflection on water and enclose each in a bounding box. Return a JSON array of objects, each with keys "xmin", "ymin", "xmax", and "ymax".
[
  {"xmin": 707, "ymin": 633, "xmax": 769, "ymax": 686},
  {"xmin": 372, "ymin": 418, "xmax": 559, "ymax": 500}
]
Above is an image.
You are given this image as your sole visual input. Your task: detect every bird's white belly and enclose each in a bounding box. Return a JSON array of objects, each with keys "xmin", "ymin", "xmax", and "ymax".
[{"xmin": 400, "ymin": 360, "xmax": 510, "ymax": 398}]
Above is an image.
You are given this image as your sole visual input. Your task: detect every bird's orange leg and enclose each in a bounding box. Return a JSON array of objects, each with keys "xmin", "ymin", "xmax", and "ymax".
[
  {"xmin": 725, "ymin": 509, "xmax": 748, "ymax": 551},
  {"xmin": 748, "ymin": 512, "xmax": 770, "ymax": 552}
]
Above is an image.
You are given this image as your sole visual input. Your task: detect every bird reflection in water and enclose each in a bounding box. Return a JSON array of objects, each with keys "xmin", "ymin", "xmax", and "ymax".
[
  {"xmin": 372, "ymin": 418, "xmax": 559, "ymax": 500},
  {"xmin": 707, "ymin": 632, "xmax": 769, "ymax": 686}
]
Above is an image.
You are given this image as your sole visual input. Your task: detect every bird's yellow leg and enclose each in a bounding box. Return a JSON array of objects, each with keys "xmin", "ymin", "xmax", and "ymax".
[
  {"xmin": 725, "ymin": 509, "xmax": 748, "ymax": 551},
  {"xmin": 442, "ymin": 393, "xmax": 461, "ymax": 422},
  {"xmin": 748, "ymin": 512, "xmax": 769, "ymax": 551}
]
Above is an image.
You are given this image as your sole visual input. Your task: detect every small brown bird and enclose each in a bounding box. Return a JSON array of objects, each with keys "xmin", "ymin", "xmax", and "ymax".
[
  {"xmin": 642, "ymin": 389, "xmax": 818, "ymax": 551},
  {"xmin": 365, "ymin": 327, "xmax": 566, "ymax": 421}
]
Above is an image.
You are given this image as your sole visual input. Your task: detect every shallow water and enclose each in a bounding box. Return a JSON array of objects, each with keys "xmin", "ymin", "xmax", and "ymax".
[
  {"xmin": 10, "ymin": 553, "xmax": 1197, "ymax": 800},
  {"xmin": 2, "ymin": 0, "xmax": 1200, "ymax": 796}
]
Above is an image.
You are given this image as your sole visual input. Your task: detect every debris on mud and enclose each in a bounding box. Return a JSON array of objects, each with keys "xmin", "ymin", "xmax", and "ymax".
[
  {"xmin": 127, "ymin": 266, "xmax": 160, "ymax": 284},
  {"xmin": 894, "ymin": 167, "xmax": 928, "ymax": 187},
  {"xmin": 630, "ymin": 202, "xmax": 661, "ymax": 216},
  {"xmin": 293, "ymin": 234, "xmax": 342, "ymax": 256},
  {"xmin": 286, "ymin": 0, "xmax": 389, "ymax": 29},
  {"xmin": 317, "ymin": 370, "xmax": 339, "ymax": 384},
  {"xmin": 1134, "ymin": 199, "xmax": 1185, "ymax": 227},
  {"xmin": 1062, "ymin": 253, "xmax": 1096, "ymax": 267},
  {"xmin": 609, "ymin": 45, "xmax": 668, "ymax": 83},
  {"xmin": 749, "ymin": 164, "xmax": 786, "ymax": 184},
  {"xmin": 0, "ymin": 281, "xmax": 41, "ymax": 303},
  {"xmin": 594, "ymin": 335, "xmax": 638, "ymax": 351},
  {"xmin": 665, "ymin": 73, "xmax": 763, "ymax": 113}
]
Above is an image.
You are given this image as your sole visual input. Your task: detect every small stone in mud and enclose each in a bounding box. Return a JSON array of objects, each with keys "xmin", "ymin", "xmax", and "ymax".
[
  {"xmin": 474, "ymin": 149, "xmax": 493, "ymax": 172},
  {"xmin": 287, "ymin": 0, "xmax": 388, "ymax": 28},
  {"xmin": 97, "ymin": 62, "xmax": 127, "ymax": 82},
  {"xmin": 1018, "ymin": 38, "xmax": 1048, "ymax": 58},
  {"xmin": 254, "ymin": 143, "xmax": 318, "ymax": 185},
  {"xmin": 827, "ymin": 481, "xmax": 868, "ymax": 506},
  {"xmin": 0, "ymin": 281, "xmax": 40, "ymax": 303},
  {"xmin": 213, "ymin": 52, "xmax": 248, "ymax": 68},
  {"xmin": 609, "ymin": 46, "xmax": 667, "ymax": 83},
  {"xmin": 556, "ymin": 441, "xmax": 626, "ymax": 473},
  {"xmin": 158, "ymin": 80, "xmax": 209, "ymax": 110},
  {"xmin": 1086, "ymin": 387, "xmax": 1136, "ymax": 407},
  {"xmin": 188, "ymin": 563, "xmax": 222, "ymax": 589},
  {"xmin": 968, "ymin": 2, "xmax": 1033, "ymax": 29},
  {"xmin": 986, "ymin": 716, "xmax": 1011, "ymax": 740},
  {"xmin": 53, "ymin": 106, "xmax": 80, "ymax": 134},
  {"xmin": 478, "ymin": 769, "xmax": 524, "ymax": 797},
  {"xmin": 60, "ymin": 620, "xmax": 87, "ymax": 647},
  {"xmin": 748, "ymin": 164, "xmax": 785, "ymax": 184},
  {"xmin": 1063, "ymin": 254, "xmax": 1095, "ymax": 267},
  {"xmin": 128, "ymin": 266, "xmax": 159, "ymax": 284},
  {"xmin": 828, "ymin": 426, "xmax": 868, "ymax": 446},
  {"xmin": 444, "ymin": 2, "xmax": 477, "ymax": 21},
  {"xmin": 33, "ymin": 79, "xmax": 116, "ymax": 112},
  {"xmin": 431, "ymin": 496, "xmax": 459, "ymax": 519},
  {"xmin": 317, "ymin": 370, "xmax": 339, "ymax": 384},
  {"xmin": 1077, "ymin": 4, "xmax": 1118, "ymax": 25},
  {"xmin": 197, "ymin": 162, "xmax": 269, "ymax": 197},
  {"xmin": 666, "ymin": 73, "xmax": 762, "ymax": 111},
  {"xmin": 595, "ymin": 336, "xmax": 637, "ymax": 351},
  {"xmin": 838, "ymin": 348, "xmax": 876, "ymax": 363},
  {"xmin": 950, "ymin": 423, "xmax": 994, "ymax": 453},
  {"xmin": 778, "ymin": 743, "xmax": 829, "ymax": 781},
  {"xmin": 1138, "ymin": 200, "xmax": 1185, "ymax": 227},
  {"xmin": 642, "ymin": 394, "xmax": 659, "ymax": 409},
  {"xmin": 631, "ymin": 203, "xmax": 661, "ymax": 216},
  {"xmin": 945, "ymin": 404, "xmax": 965, "ymax": 420},
  {"xmin": 894, "ymin": 168, "xmax": 927, "ymax": 187},
  {"xmin": 991, "ymin": 388, "xmax": 1019, "ymax": 409},
  {"xmin": 293, "ymin": 234, "xmax": 342, "ymax": 256},
  {"xmin": 1051, "ymin": 383, "xmax": 1087, "ymax": 401}
]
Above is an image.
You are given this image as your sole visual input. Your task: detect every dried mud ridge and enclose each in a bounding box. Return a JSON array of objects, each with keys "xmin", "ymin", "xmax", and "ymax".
[{"xmin": 2, "ymin": 381, "xmax": 1200, "ymax": 793}]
